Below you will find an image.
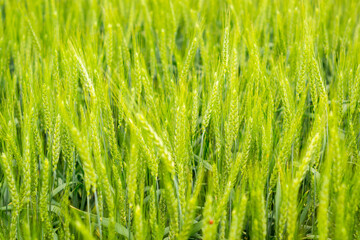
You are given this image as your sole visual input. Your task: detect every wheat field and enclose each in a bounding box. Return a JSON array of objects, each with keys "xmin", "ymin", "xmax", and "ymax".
[{"xmin": 0, "ymin": 0, "xmax": 360, "ymax": 239}]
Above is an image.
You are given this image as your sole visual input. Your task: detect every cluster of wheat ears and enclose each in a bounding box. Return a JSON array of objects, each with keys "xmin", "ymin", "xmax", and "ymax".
[{"xmin": 0, "ymin": 0, "xmax": 360, "ymax": 239}]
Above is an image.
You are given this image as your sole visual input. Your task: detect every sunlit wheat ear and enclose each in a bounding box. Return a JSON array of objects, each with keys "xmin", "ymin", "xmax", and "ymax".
[
  {"xmin": 1, "ymin": 153, "xmax": 19, "ymax": 211},
  {"xmin": 52, "ymin": 114, "xmax": 61, "ymax": 172},
  {"xmin": 40, "ymin": 158, "xmax": 53, "ymax": 238}
]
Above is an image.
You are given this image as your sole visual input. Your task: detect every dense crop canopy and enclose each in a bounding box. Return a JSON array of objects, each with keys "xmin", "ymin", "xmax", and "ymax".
[{"xmin": 0, "ymin": 0, "xmax": 360, "ymax": 239}]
